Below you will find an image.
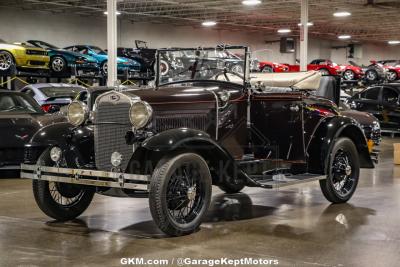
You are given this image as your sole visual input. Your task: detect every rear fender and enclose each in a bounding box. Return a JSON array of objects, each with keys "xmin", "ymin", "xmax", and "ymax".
[
  {"xmin": 127, "ymin": 128, "xmax": 248, "ymax": 185},
  {"xmin": 307, "ymin": 116, "xmax": 374, "ymax": 174}
]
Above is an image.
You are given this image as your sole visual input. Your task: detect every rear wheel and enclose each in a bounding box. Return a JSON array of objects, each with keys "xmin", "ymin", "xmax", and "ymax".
[
  {"xmin": 387, "ymin": 70, "xmax": 398, "ymax": 82},
  {"xmin": 101, "ymin": 61, "xmax": 108, "ymax": 75},
  {"xmin": 261, "ymin": 65, "xmax": 274, "ymax": 73},
  {"xmin": 320, "ymin": 137, "xmax": 360, "ymax": 203},
  {"xmin": 318, "ymin": 68, "xmax": 330, "ymax": 76},
  {"xmin": 343, "ymin": 70, "xmax": 355, "ymax": 81},
  {"xmin": 149, "ymin": 153, "xmax": 212, "ymax": 236},
  {"xmin": 32, "ymin": 149, "xmax": 95, "ymax": 221},
  {"xmin": 50, "ymin": 56, "xmax": 68, "ymax": 74},
  {"xmin": 365, "ymin": 69, "xmax": 378, "ymax": 82}
]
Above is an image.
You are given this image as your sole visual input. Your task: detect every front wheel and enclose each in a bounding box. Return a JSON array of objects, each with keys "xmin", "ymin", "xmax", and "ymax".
[
  {"xmin": 149, "ymin": 153, "xmax": 212, "ymax": 236},
  {"xmin": 387, "ymin": 70, "xmax": 398, "ymax": 82},
  {"xmin": 50, "ymin": 56, "xmax": 68, "ymax": 74},
  {"xmin": 365, "ymin": 69, "xmax": 378, "ymax": 82},
  {"xmin": 318, "ymin": 68, "xmax": 330, "ymax": 76},
  {"xmin": 320, "ymin": 137, "xmax": 360, "ymax": 203},
  {"xmin": 343, "ymin": 70, "xmax": 355, "ymax": 81},
  {"xmin": 261, "ymin": 65, "xmax": 274, "ymax": 73},
  {"xmin": 32, "ymin": 150, "xmax": 95, "ymax": 221}
]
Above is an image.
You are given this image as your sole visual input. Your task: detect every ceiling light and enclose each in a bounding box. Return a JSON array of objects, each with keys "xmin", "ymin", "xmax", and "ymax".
[
  {"xmin": 333, "ymin": 11, "xmax": 351, "ymax": 17},
  {"xmin": 388, "ymin": 40, "xmax": 400, "ymax": 45},
  {"xmin": 242, "ymin": 0, "xmax": 261, "ymax": 6},
  {"xmin": 298, "ymin": 22, "xmax": 314, "ymax": 26},
  {"xmin": 277, "ymin": 29, "xmax": 291, "ymax": 33},
  {"xmin": 202, "ymin": 21, "xmax": 217, "ymax": 27},
  {"xmin": 104, "ymin": 11, "xmax": 121, "ymax": 15},
  {"xmin": 338, "ymin": 35, "xmax": 351, "ymax": 40}
]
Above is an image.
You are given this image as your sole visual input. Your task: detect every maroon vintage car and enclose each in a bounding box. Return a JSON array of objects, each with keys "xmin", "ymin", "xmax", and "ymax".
[{"xmin": 21, "ymin": 46, "xmax": 374, "ymax": 237}]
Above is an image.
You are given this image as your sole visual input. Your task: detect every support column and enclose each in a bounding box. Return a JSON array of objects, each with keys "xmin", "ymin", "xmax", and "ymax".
[
  {"xmin": 107, "ymin": 0, "xmax": 118, "ymax": 86},
  {"xmin": 300, "ymin": 0, "xmax": 308, "ymax": 72}
]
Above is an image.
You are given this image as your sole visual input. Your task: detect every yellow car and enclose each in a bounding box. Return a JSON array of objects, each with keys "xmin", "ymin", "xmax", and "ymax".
[{"xmin": 0, "ymin": 39, "xmax": 49, "ymax": 73}]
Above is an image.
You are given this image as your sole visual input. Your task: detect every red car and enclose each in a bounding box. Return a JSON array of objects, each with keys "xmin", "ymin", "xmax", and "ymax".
[
  {"xmin": 379, "ymin": 60, "xmax": 400, "ymax": 82},
  {"xmin": 258, "ymin": 61, "xmax": 289, "ymax": 72},
  {"xmin": 286, "ymin": 59, "xmax": 363, "ymax": 80}
]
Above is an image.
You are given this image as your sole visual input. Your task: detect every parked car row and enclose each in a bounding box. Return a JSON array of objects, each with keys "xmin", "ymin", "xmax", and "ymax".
[{"xmin": 254, "ymin": 58, "xmax": 400, "ymax": 84}]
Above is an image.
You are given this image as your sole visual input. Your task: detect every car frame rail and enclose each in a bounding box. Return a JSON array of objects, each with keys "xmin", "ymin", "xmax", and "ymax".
[{"xmin": 20, "ymin": 164, "xmax": 150, "ymax": 191}]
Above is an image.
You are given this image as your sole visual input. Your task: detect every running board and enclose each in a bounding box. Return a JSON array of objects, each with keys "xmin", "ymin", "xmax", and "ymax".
[{"xmin": 247, "ymin": 173, "xmax": 325, "ymax": 189}]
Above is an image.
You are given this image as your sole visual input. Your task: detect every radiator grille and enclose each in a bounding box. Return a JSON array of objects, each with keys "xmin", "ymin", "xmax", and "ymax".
[
  {"xmin": 154, "ymin": 113, "xmax": 209, "ymax": 132},
  {"xmin": 26, "ymin": 50, "xmax": 48, "ymax": 56},
  {"xmin": 94, "ymin": 101, "xmax": 133, "ymax": 171}
]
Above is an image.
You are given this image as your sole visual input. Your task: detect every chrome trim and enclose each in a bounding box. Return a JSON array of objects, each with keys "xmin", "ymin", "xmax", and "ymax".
[{"xmin": 21, "ymin": 164, "xmax": 149, "ymax": 191}]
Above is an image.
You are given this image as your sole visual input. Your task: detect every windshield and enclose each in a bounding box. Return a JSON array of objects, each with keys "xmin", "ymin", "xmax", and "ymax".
[
  {"xmin": 40, "ymin": 87, "xmax": 84, "ymax": 99},
  {"xmin": 156, "ymin": 46, "xmax": 248, "ymax": 86},
  {"xmin": 89, "ymin": 46, "xmax": 107, "ymax": 55},
  {"xmin": 0, "ymin": 93, "xmax": 43, "ymax": 113},
  {"xmin": 30, "ymin": 40, "xmax": 58, "ymax": 49}
]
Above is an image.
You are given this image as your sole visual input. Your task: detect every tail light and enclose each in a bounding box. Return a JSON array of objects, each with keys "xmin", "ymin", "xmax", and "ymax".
[{"xmin": 41, "ymin": 104, "xmax": 51, "ymax": 112}]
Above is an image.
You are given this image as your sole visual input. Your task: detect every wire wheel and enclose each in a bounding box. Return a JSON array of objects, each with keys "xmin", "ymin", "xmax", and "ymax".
[
  {"xmin": 0, "ymin": 51, "xmax": 13, "ymax": 71},
  {"xmin": 166, "ymin": 163, "xmax": 205, "ymax": 224},
  {"xmin": 51, "ymin": 57, "xmax": 66, "ymax": 72},
  {"xmin": 231, "ymin": 64, "xmax": 243, "ymax": 74},
  {"xmin": 48, "ymin": 182, "xmax": 85, "ymax": 208},
  {"xmin": 343, "ymin": 70, "xmax": 355, "ymax": 81},
  {"xmin": 330, "ymin": 149, "xmax": 356, "ymax": 198}
]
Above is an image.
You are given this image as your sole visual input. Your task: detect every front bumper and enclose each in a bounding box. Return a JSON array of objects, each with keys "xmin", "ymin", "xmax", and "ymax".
[
  {"xmin": 21, "ymin": 164, "xmax": 150, "ymax": 191},
  {"xmin": 15, "ymin": 55, "xmax": 49, "ymax": 70}
]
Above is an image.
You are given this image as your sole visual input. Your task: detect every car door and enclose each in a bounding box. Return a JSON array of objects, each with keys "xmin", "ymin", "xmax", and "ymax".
[
  {"xmin": 380, "ymin": 86, "xmax": 400, "ymax": 130},
  {"xmin": 352, "ymin": 87, "xmax": 381, "ymax": 119},
  {"xmin": 250, "ymin": 92, "xmax": 305, "ymax": 162}
]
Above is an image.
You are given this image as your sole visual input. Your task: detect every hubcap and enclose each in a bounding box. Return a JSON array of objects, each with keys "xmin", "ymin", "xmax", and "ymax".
[
  {"xmin": 0, "ymin": 52, "xmax": 12, "ymax": 71},
  {"xmin": 331, "ymin": 149, "xmax": 355, "ymax": 196},
  {"xmin": 52, "ymin": 57, "xmax": 64, "ymax": 72}
]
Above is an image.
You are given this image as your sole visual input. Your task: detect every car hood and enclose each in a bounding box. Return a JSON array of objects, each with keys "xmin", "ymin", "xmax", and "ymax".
[
  {"xmin": 341, "ymin": 109, "xmax": 378, "ymax": 125},
  {"xmin": 3, "ymin": 43, "xmax": 45, "ymax": 51}
]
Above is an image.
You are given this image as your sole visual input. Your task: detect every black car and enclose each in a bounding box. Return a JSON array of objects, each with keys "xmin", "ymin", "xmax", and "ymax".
[
  {"xmin": 348, "ymin": 83, "xmax": 400, "ymax": 131},
  {"xmin": 0, "ymin": 90, "xmax": 65, "ymax": 169},
  {"xmin": 118, "ymin": 40, "xmax": 157, "ymax": 79},
  {"xmin": 20, "ymin": 46, "xmax": 374, "ymax": 237}
]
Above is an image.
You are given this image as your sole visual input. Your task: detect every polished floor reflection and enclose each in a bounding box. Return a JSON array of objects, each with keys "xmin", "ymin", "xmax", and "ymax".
[{"xmin": 1, "ymin": 138, "xmax": 400, "ymax": 266}]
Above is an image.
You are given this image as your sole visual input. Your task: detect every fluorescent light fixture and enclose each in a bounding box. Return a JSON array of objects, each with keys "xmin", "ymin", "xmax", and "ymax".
[
  {"xmin": 242, "ymin": 0, "xmax": 261, "ymax": 6},
  {"xmin": 277, "ymin": 29, "xmax": 291, "ymax": 33},
  {"xmin": 104, "ymin": 11, "xmax": 121, "ymax": 15},
  {"xmin": 388, "ymin": 40, "xmax": 400, "ymax": 45},
  {"xmin": 202, "ymin": 21, "xmax": 217, "ymax": 27},
  {"xmin": 298, "ymin": 22, "xmax": 314, "ymax": 26},
  {"xmin": 333, "ymin": 11, "xmax": 351, "ymax": 17},
  {"xmin": 338, "ymin": 35, "xmax": 351, "ymax": 40}
]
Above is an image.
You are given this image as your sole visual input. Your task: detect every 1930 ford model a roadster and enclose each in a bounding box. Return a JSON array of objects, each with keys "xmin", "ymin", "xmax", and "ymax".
[{"xmin": 21, "ymin": 46, "xmax": 374, "ymax": 236}]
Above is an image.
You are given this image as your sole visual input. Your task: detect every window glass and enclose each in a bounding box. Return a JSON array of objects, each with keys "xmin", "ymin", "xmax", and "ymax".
[
  {"xmin": 40, "ymin": 87, "xmax": 84, "ymax": 99},
  {"xmin": 382, "ymin": 87, "xmax": 398, "ymax": 103},
  {"xmin": 360, "ymin": 87, "xmax": 380, "ymax": 100},
  {"xmin": 0, "ymin": 93, "xmax": 42, "ymax": 113}
]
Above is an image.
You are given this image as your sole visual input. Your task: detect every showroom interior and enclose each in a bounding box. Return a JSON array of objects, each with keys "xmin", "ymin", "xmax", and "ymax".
[{"xmin": 1, "ymin": 0, "xmax": 400, "ymax": 266}]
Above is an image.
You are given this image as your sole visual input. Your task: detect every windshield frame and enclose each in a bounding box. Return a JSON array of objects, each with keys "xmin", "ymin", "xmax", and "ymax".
[{"xmin": 155, "ymin": 45, "xmax": 249, "ymax": 89}]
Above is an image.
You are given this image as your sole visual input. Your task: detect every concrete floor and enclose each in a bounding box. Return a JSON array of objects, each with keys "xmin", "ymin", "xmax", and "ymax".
[{"xmin": 1, "ymin": 138, "xmax": 400, "ymax": 267}]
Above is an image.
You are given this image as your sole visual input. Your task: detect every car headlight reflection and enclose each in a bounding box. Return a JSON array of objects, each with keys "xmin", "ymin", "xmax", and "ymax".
[
  {"xmin": 129, "ymin": 101, "xmax": 153, "ymax": 129},
  {"xmin": 67, "ymin": 101, "xmax": 89, "ymax": 126}
]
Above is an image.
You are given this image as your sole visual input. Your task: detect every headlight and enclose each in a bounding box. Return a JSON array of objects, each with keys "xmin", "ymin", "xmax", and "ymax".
[
  {"xmin": 111, "ymin": 152, "xmax": 123, "ymax": 167},
  {"xmin": 129, "ymin": 101, "xmax": 153, "ymax": 129},
  {"xmin": 373, "ymin": 121, "xmax": 380, "ymax": 131},
  {"xmin": 50, "ymin": 146, "xmax": 62, "ymax": 162},
  {"xmin": 67, "ymin": 101, "xmax": 89, "ymax": 126}
]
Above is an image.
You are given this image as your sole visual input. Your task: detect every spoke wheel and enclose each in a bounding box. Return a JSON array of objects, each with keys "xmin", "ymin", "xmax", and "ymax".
[
  {"xmin": 231, "ymin": 64, "xmax": 243, "ymax": 74},
  {"xmin": 149, "ymin": 153, "xmax": 212, "ymax": 236},
  {"xmin": 0, "ymin": 51, "xmax": 14, "ymax": 71},
  {"xmin": 32, "ymin": 149, "xmax": 95, "ymax": 221},
  {"xmin": 320, "ymin": 137, "xmax": 360, "ymax": 203}
]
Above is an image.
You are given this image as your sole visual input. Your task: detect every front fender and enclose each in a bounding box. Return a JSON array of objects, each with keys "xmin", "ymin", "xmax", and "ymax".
[
  {"xmin": 26, "ymin": 122, "xmax": 94, "ymax": 167},
  {"xmin": 307, "ymin": 116, "xmax": 374, "ymax": 174},
  {"xmin": 128, "ymin": 128, "xmax": 249, "ymax": 186}
]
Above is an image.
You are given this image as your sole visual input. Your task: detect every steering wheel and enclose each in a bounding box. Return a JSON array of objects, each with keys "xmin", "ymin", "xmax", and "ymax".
[{"xmin": 213, "ymin": 69, "xmax": 244, "ymax": 82}]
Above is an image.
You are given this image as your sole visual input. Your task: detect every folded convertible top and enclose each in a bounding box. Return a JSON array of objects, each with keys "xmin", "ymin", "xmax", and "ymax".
[{"xmin": 250, "ymin": 71, "xmax": 322, "ymax": 90}]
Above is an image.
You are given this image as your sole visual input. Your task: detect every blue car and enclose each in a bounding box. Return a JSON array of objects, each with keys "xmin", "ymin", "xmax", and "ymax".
[
  {"xmin": 64, "ymin": 45, "xmax": 141, "ymax": 76},
  {"xmin": 26, "ymin": 40, "xmax": 100, "ymax": 76}
]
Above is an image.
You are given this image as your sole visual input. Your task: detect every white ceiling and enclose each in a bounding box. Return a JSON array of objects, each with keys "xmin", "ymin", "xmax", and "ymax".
[{"xmin": 3, "ymin": 0, "xmax": 400, "ymax": 43}]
